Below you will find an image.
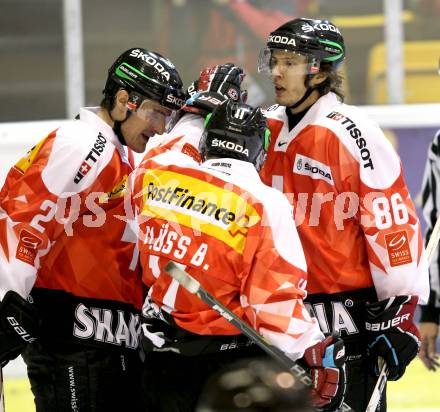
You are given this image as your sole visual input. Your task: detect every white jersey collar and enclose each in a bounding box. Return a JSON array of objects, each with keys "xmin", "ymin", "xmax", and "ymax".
[
  {"xmin": 79, "ymin": 107, "xmax": 131, "ymax": 166},
  {"xmin": 270, "ymin": 92, "xmax": 341, "ymax": 151},
  {"xmin": 202, "ymin": 158, "xmax": 260, "ymax": 180}
]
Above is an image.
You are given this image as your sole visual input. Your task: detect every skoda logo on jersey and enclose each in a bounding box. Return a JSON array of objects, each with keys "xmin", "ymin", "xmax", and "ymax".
[
  {"xmin": 129, "ymin": 49, "xmax": 171, "ymax": 81},
  {"xmin": 293, "ymin": 153, "xmax": 334, "ymax": 185}
]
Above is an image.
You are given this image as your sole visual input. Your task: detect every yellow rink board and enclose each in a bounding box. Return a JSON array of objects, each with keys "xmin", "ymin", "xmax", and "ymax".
[
  {"xmin": 4, "ymin": 377, "xmax": 35, "ymax": 412},
  {"xmin": 3, "ymin": 358, "xmax": 440, "ymax": 411}
]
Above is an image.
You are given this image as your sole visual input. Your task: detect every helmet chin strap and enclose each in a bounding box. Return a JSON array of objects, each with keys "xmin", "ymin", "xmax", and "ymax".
[
  {"xmin": 112, "ymin": 121, "xmax": 127, "ymax": 146},
  {"xmin": 287, "ymin": 72, "xmax": 320, "ymax": 110},
  {"xmin": 110, "ymin": 111, "xmax": 132, "ymax": 146},
  {"xmin": 287, "ymin": 86, "xmax": 314, "ymax": 110}
]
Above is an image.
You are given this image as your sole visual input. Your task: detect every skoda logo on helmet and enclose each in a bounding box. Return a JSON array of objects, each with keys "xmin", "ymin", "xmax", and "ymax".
[
  {"xmin": 165, "ymin": 93, "xmax": 185, "ymax": 109},
  {"xmin": 296, "ymin": 158, "xmax": 302, "ymax": 170},
  {"xmin": 268, "ymin": 35, "xmax": 296, "ymax": 47},
  {"xmin": 302, "ymin": 22, "xmax": 341, "ymax": 35},
  {"xmin": 212, "ymin": 139, "xmax": 250, "ymax": 156},
  {"xmin": 129, "ymin": 49, "xmax": 171, "ymax": 81}
]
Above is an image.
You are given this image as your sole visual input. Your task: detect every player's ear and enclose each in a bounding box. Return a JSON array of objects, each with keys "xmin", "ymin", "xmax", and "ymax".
[
  {"xmin": 111, "ymin": 89, "xmax": 129, "ymax": 120},
  {"xmin": 115, "ymin": 89, "xmax": 129, "ymax": 110},
  {"xmin": 310, "ymin": 72, "xmax": 328, "ymax": 87}
]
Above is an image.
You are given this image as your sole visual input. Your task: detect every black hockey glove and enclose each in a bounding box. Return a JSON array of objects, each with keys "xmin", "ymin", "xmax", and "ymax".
[
  {"xmin": 0, "ymin": 291, "xmax": 40, "ymax": 367},
  {"xmin": 183, "ymin": 63, "xmax": 246, "ymax": 117},
  {"xmin": 365, "ymin": 295, "xmax": 420, "ymax": 381},
  {"xmin": 140, "ymin": 320, "xmax": 174, "ymax": 353},
  {"xmin": 299, "ymin": 334, "xmax": 346, "ymax": 412}
]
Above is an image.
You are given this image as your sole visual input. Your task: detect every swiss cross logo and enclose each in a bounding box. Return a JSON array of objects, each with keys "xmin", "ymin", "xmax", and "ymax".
[
  {"xmin": 80, "ymin": 161, "xmax": 91, "ymax": 175},
  {"xmin": 74, "ymin": 133, "xmax": 107, "ymax": 184},
  {"xmin": 16, "ymin": 229, "xmax": 43, "ymax": 265},
  {"xmin": 385, "ymin": 230, "xmax": 412, "ymax": 267},
  {"xmin": 326, "ymin": 111, "xmax": 345, "ymax": 121}
]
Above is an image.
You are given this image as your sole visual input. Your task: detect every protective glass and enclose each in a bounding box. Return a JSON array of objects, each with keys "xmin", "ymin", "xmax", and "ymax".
[
  {"xmin": 128, "ymin": 94, "xmax": 177, "ymax": 132},
  {"xmin": 257, "ymin": 47, "xmax": 320, "ymax": 76}
]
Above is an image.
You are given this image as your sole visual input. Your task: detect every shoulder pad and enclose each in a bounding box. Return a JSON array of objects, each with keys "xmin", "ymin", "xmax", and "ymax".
[{"xmin": 42, "ymin": 123, "xmax": 115, "ymax": 196}]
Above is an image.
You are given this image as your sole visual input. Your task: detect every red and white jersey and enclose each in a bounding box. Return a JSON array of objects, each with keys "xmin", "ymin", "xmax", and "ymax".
[
  {"xmin": 260, "ymin": 92, "xmax": 429, "ymax": 305},
  {"xmin": 143, "ymin": 113, "xmax": 204, "ymax": 163},
  {"xmin": 0, "ymin": 107, "xmax": 143, "ymax": 349},
  {"xmin": 132, "ymin": 151, "xmax": 324, "ymax": 359}
]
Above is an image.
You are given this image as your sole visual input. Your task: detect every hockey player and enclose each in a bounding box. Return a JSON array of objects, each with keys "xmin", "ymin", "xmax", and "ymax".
[
  {"xmin": 0, "ymin": 47, "xmax": 184, "ymax": 411},
  {"xmin": 132, "ymin": 100, "xmax": 346, "ymax": 412},
  {"xmin": 144, "ymin": 62, "xmax": 246, "ymax": 161},
  {"xmin": 419, "ymin": 128, "xmax": 440, "ymax": 371},
  {"xmin": 257, "ymin": 18, "xmax": 430, "ymax": 411}
]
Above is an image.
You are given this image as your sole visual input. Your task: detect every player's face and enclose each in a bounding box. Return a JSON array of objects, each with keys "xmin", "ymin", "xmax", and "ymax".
[
  {"xmin": 122, "ymin": 100, "xmax": 171, "ymax": 153},
  {"xmin": 270, "ymin": 50, "xmax": 309, "ymax": 107}
]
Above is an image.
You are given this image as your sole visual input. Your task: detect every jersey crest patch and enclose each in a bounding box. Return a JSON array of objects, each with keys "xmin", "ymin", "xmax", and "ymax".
[
  {"xmin": 385, "ymin": 230, "xmax": 412, "ymax": 267},
  {"xmin": 16, "ymin": 229, "xmax": 43, "ymax": 265}
]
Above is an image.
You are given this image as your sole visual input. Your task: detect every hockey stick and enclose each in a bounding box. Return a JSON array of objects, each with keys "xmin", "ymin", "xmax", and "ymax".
[
  {"xmin": 0, "ymin": 367, "xmax": 4, "ymax": 412},
  {"xmin": 365, "ymin": 359, "xmax": 387, "ymax": 412},
  {"xmin": 164, "ymin": 261, "xmax": 353, "ymax": 412},
  {"xmin": 425, "ymin": 213, "xmax": 440, "ymax": 261},
  {"xmin": 365, "ymin": 214, "xmax": 440, "ymax": 412}
]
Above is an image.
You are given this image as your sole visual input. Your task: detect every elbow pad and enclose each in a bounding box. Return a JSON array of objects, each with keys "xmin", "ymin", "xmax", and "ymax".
[{"xmin": 0, "ymin": 290, "xmax": 40, "ymax": 366}]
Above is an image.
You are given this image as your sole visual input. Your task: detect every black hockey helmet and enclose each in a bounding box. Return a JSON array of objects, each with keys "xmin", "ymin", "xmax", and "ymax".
[
  {"xmin": 103, "ymin": 48, "xmax": 186, "ymax": 111},
  {"xmin": 196, "ymin": 358, "xmax": 313, "ymax": 412},
  {"xmin": 258, "ymin": 18, "xmax": 345, "ymax": 75},
  {"xmin": 199, "ymin": 100, "xmax": 270, "ymax": 171}
]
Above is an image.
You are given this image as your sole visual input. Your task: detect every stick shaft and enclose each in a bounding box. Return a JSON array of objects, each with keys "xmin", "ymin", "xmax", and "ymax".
[
  {"xmin": 426, "ymin": 214, "xmax": 440, "ymax": 263},
  {"xmin": 365, "ymin": 362, "xmax": 387, "ymax": 412},
  {"xmin": 365, "ymin": 214, "xmax": 440, "ymax": 412},
  {"xmin": 0, "ymin": 367, "xmax": 5, "ymax": 412}
]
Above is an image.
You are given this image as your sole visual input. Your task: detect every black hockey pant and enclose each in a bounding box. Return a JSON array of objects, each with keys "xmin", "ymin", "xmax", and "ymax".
[
  {"xmin": 22, "ymin": 342, "xmax": 143, "ymax": 412},
  {"xmin": 141, "ymin": 347, "xmax": 265, "ymax": 412},
  {"xmin": 344, "ymin": 358, "xmax": 387, "ymax": 412}
]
